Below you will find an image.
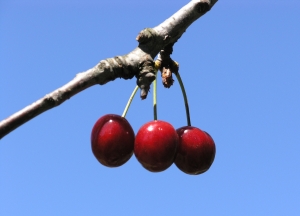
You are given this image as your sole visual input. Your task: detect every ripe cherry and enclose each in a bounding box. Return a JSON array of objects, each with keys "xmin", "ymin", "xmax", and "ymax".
[
  {"xmin": 91, "ymin": 114, "xmax": 135, "ymax": 167},
  {"xmin": 175, "ymin": 126, "xmax": 216, "ymax": 175},
  {"xmin": 134, "ymin": 120, "xmax": 179, "ymax": 172}
]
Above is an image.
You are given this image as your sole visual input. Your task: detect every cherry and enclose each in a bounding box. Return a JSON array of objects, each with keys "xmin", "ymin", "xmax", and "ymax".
[
  {"xmin": 175, "ymin": 126, "xmax": 216, "ymax": 175},
  {"xmin": 91, "ymin": 114, "xmax": 135, "ymax": 167},
  {"xmin": 134, "ymin": 120, "xmax": 179, "ymax": 172}
]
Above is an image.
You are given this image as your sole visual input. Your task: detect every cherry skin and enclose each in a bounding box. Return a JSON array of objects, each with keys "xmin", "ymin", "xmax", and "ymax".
[
  {"xmin": 134, "ymin": 120, "xmax": 179, "ymax": 172},
  {"xmin": 91, "ymin": 114, "xmax": 135, "ymax": 167},
  {"xmin": 175, "ymin": 126, "xmax": 216, "ymax": 175}
]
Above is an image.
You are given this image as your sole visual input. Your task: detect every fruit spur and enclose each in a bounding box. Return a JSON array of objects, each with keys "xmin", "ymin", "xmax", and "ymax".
[{"xmin": 91, "ymin": 58, "xmax": 216, "ymax": 175}]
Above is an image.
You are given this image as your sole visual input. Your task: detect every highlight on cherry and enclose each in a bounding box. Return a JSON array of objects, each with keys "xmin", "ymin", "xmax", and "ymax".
[{"xmin": 91, "ymin": 55, "xmax": 216, "ymax": 175}]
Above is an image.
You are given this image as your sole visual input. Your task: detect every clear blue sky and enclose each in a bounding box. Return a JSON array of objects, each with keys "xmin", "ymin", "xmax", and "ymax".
[{"xmin": 1, "ymin": 1, "xmax": 300, "ymax": 215}]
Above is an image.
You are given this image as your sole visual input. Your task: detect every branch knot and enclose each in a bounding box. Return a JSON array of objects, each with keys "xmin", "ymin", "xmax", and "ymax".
[
  {"xmin": 136, "ymin": 28, "xmax": 157, "ymax": 44},
  {"xmin": 136, "ymin": 59, "xmax": 156, "ymax": 99}
]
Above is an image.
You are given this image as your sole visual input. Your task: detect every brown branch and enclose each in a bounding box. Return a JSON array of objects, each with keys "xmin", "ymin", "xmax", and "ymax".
[{"xmin": 0, "ymin": 0, "xmax": 218, "ymax": 139}]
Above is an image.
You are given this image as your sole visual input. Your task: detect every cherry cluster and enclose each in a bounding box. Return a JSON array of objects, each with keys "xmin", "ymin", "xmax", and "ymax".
[
  {"xmin": 91, "ymin": 58, "xmax": 216, "ymax": 175},
  {"xmin": 91, "ymin": 114, "xmax": 215, "ymax": 175}
]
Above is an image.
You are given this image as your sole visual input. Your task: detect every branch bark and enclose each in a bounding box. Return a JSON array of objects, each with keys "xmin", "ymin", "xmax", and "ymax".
[{"xmin": 0, "ymin": 0, "xmax": 218, "ymax": 139}]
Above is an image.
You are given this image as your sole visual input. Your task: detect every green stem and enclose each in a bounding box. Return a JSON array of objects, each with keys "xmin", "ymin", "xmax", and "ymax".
[
  {"xmin": 122, "ymin": 85, "xmax": 139, "ymax": 118},
  {"xmin": 175, "ymin": 72, "xmax": 191, "ymax": 126},
  {"xmin": 153, "ymin": 72, "xmax": 158, "ymax": 120}
]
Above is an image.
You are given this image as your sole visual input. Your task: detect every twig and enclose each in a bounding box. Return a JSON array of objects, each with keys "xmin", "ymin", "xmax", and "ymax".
[{"xmin": 0, "ymin": 0, "xmax": 218, "ymax": 139}]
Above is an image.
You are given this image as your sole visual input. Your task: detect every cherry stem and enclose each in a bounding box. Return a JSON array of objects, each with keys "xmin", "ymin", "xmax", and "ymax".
[
  {"xmin": 175, "ymin": 71, "xmax": 191, "ymax": 126},
  {"xmin": 122, "ymin": 85, "xmax": 139, "ymax": 118},
  {"xmin": 153, "ymin": 72, "xmax": 158, "ymax": 120}
]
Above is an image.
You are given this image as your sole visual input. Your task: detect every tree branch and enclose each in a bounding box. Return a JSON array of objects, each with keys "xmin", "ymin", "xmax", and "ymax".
[{"xmin": 0, "ymin": 0, "xmax": 218, "ymax": 140}]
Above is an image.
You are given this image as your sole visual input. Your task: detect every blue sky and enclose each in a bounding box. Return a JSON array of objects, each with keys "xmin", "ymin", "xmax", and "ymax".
[{"xmin": 1, "ymin": 0, "xmax": 300, "ymax": 215}]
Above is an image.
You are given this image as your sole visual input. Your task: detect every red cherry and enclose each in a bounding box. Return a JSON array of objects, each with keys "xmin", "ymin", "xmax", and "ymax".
[
  {"xmin": 134, "ymin": 120, "xmax": 179, "ymax": 172},
  {"xmin": 175, "ymin": 126, "xmax": 216, "ymax": 175},
  {"xmin": 91, "ymin": 114, "xmax": 135, "ymax": 167}
]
